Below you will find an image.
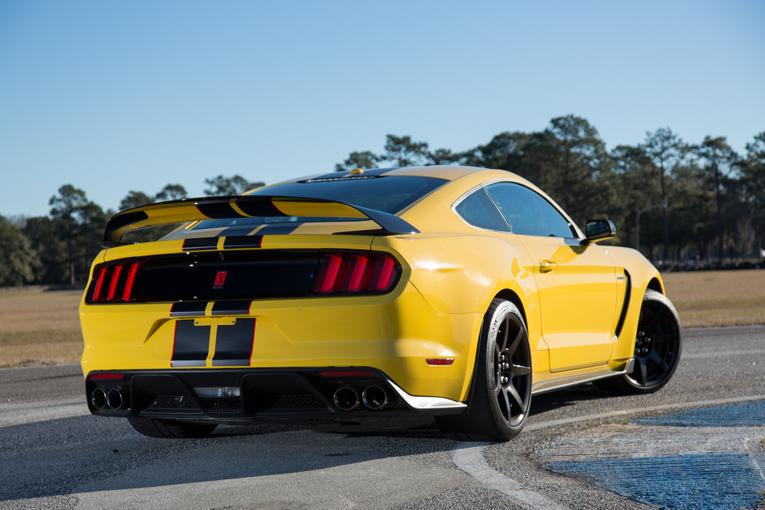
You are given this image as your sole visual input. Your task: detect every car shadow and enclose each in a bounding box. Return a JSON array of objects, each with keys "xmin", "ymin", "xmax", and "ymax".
[
  {"xmin": 0, "ymin": 413, "xmax": 456, "ymax": 502},
  {"xmin": 529, "ymin": 383, "xmax": 616, "ymax": 416},
  {"xmin": 1, "ymin": 385, "xmax": 630, "ymax": 502}
]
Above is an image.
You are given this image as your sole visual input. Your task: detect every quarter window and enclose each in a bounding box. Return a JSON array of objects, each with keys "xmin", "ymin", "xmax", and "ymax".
[
  {"xmin": 455, "ymin": 188, "xmax": 509, "ymax": 231},
  {"xmin": 485, "ymin": 183, "xmax": 576, "ymax": 238}
]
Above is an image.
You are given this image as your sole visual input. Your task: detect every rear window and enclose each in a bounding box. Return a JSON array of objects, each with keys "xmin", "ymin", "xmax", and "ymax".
[
  {"xmin": 191, "ymin": 175, "xmax": 447, "ymax": 232},
  {"xmin": 250, "ymin": 175, "xmax": 447, "ymax": 214}
]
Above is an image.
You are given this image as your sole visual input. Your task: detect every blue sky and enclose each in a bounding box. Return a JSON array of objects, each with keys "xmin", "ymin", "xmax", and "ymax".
[{"xmin": 1, "ymin": 0, "xmax": 763, "ymax": 216}]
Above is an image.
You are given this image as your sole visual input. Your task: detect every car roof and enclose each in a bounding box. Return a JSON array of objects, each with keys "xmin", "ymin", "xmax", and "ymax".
[{"xmin": 251, "ymin": 165, "xmax": 523, "ymax": 192}]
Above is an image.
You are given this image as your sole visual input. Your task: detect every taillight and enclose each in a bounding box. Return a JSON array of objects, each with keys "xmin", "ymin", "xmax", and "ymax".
[
  {"xmin": 312, "ymin": 252, "xmax": 400, "ymax": 295},
  {"xmin": 88, "ymin": 261, "xmax": 142, "ymax": 303}
]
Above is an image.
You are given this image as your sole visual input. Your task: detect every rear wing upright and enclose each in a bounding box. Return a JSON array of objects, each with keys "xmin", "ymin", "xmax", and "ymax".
[{"xmin": 103, "ymin": 195, "xmax": 419, "ymax": 246}]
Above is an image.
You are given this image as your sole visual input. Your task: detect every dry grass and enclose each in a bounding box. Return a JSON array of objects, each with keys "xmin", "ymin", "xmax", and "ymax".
[
  {"xmin": 0, "ymin": 269, "xmax": 762, "ymax": 367},
  {"xmin": 663, "ymin": 269, "xmax": 765, "ymax": 328},
  {"xmin": 0, "ymin": 289, "xmax": 83, "ymax": 367}
]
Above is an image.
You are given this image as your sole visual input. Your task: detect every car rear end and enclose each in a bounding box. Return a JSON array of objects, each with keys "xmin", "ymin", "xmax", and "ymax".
[{"xmin": 80, "ymin": 171, "xmax": 474, "ymax": 426}]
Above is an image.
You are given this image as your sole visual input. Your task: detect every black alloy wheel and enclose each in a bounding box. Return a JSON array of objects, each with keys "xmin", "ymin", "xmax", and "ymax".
[
  {"xmin": 597, "ymin": 289, "xmax": 682, "ymax": 395},
  {"xmin": 436, "ymin": 298, "xmax": 532, "ymax": 441},
  {"xmin": 492, "ymin": 309, "xmax": 533, "ymax": 427}
]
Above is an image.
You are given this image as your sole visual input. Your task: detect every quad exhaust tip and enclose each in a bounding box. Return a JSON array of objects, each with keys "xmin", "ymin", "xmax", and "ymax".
[
  {"xmin": 361, "ymin": 385, "xmax": 388, "ymax": 411},
  {"xmin": 107, "ymin": 388, "xmax": 124, "ymax": 410},
  {"xmin": 91, "ymin": 387, "xmax": 125, "ymax": 410},
  {"xmin": 91, "ymin": 387, "xmax": 107, "ymax": 410},
  {"xmin": 333, "ymin": 386, "xmax": 360, "ymax": 411}
]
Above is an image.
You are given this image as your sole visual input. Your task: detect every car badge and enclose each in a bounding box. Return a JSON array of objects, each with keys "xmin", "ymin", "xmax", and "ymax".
[{"xmin": 213, "ymin": 270, "xmax": 228, "ymax": 289}]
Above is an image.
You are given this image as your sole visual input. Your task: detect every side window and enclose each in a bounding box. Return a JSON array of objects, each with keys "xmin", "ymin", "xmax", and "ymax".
[
  {"xmin": 485, "ymin": 183, "xmax": 576, "ymax": 238},
  {"xmin": 455, "ymin": 188, "xmax": 509, "ymax": 231}
]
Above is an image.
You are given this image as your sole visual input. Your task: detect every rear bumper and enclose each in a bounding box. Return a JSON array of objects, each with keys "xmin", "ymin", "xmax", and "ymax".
[
  {"xmin": 85, "ymin": 368, "xmax": 466, "ymax": 423},
  {"xmin": 80, "ymin": 282, "xmax": 483, "ymax": 402}
]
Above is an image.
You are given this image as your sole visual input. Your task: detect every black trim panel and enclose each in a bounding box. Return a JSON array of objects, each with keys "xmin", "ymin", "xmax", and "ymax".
[
  {"xmin": 222, "ymin": 236, "xmax": 263, "ymax": 249},
  {"xmin": 614, "ymin": 269, "xmax": 632, "ymax": 338},
  {"xmin": 211, "ymin": 300, "xmax": 250, "ymax": 316},
  {"xmin": 182, "ymin": 237, "xmax": 218, "ymax": 251},
  {"xmin": 170, "ymin": 301, "xmax": 207, "ymax": 317}
]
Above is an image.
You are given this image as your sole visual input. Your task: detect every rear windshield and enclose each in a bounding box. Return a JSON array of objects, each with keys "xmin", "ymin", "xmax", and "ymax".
[
  {"xmin": 192, "ymin": 175, "xmax": 446, "ymax": 231},
  {"xmin": 250, "ymin": 175, "xmax": 446, "ymax": 213}
]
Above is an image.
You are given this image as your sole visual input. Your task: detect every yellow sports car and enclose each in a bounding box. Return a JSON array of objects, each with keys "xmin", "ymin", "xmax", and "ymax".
[{"xmin": 80, "ymin": 166, "xmax": 682, "ymax": 441}]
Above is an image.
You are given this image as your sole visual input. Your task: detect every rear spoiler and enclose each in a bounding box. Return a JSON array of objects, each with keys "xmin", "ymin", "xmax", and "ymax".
[{"xmin": 103, "ymin": 195, "xmax": 419, "ymax": 246}]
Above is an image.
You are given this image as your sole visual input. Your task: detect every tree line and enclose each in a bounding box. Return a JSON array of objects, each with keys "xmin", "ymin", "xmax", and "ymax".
[
  {"xmin": 0, "ymin": 175, "xmax": 263, "ymax": 286},
  {"xmin": 1, "ymin": 115, "xmax": 763, "ymax": 287},
  {"xmin": 337, "ymin": 116, "xmax": 765, "ymax": 269}
]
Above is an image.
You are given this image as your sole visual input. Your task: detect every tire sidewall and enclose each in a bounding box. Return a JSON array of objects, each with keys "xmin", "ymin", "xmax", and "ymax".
[
  {"xmin": 477, "ymin": 299, "xmax": 532, "ymax": 437},
  {"xmin": 623, "ymin": 289, "xmax": 683, "ymax": 391}
]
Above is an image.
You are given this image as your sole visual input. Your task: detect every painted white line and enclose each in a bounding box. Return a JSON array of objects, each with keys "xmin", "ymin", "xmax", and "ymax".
[
  {"xmin": 0, "ymin": 398, "xmax": 88, "ymax": 427},
  {"xmin": 453, "ymin": 442, "xmax": 569, "ymax": 510},
  {"xmin": 452, "ymin": 394, "xmax": 765, "ymax": 508}
]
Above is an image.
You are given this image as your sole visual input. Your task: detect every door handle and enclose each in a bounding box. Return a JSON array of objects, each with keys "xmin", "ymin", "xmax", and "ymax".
[{"xmin": 539, "ymin": 260, "xmax": 558, "ymax": 273}]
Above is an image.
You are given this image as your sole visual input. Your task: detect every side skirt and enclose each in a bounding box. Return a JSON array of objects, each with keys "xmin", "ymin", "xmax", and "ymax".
[{"xmin": 531, "ymin": 359, "xmax": 634, "ymax": 396}]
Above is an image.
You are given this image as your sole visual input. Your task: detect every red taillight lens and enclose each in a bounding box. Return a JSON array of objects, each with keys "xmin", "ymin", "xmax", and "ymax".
[
  {"xmin": 314, "ymin": 254, "xmax": 343, "ymax": 293},
  {"xmin": 91, "ymin": 267, "xmax": 108, "ymax": 301},
  {"xmin": 106, "ymin": 264, "xmax": 124, "ymax": 301},
  {"xmin": 89, "ymin": 261, "xmax": 142, "ymax": 303},
  {"xmin": 122, "ymin": 262, "xmax": 141, "ymax": 302},
  {"xmin": 313, "ymin": 252, "xmax": 400, "ymax": 295}
]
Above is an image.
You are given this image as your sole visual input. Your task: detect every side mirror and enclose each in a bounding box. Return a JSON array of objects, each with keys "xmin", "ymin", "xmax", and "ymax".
[{"xmin": 585, "ymin": 219, "xmax": 616, "ymax": 243}]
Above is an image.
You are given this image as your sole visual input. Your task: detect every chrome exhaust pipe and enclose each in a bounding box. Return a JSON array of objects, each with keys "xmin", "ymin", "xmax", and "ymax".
[
  {"xmin": 106, "ymin": 388, "xmax": 124, "ymax": 410},
  {"xmin": 361, "ymin": 385, "xmax": 388, "ymax": 410},
  {"xmin": 333, "ymin": 386, "xmax": 360, "ymax": 411},
  {"xmin": 91, "ymin": 387, "xmax": 107, "ymax": 410}
]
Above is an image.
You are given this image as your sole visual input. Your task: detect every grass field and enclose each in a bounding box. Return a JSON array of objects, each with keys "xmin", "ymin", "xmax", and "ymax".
[
  {"xmin": 0, "ymin": 289, "xmax": 83, "ymax": 367},
  {"xmin": 0, "ymin": 269, "xmax": 763, "ymax": 367},
  {"xmin": 662, "ymin": 269, "xmax": 765, "ymax": 328}
]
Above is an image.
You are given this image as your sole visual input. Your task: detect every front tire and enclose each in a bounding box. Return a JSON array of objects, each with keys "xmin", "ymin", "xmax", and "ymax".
[
  {"xmin": 596, "ymin": 289, "xmax": 682, "ymax": 395},
  {"xmin": 128, "ymin": 417, "xmax": 218, "ymax": 438},
  {"xmin": 437, "ymin": 299, "xmax": 532, "ymax": 441}
]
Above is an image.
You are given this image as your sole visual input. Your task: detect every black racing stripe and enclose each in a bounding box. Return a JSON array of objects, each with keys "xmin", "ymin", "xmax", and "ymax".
[
  {"xmin": 220, "ymin": 226, "xmax": 257, "ymax": 237},
  {"xmin": 170, "ymin": 301, "xmax": 207, "ymax": 317},
  {"xmin": 257, "ymin": 223, "xmax": 300, "ymax": 235},
  {"xmin": 234, "ymin": 197, "xmax": 286, "ymax": 217},
  {"xmin": 171, "ymin": 320, "xmax": 210, "ymax": 367},
  {"xmin": 183, "ymin": 237, "xmax": 218, "ymax": 251},
  {"xmin": 211, "ymin": 300, "xmax": 250, "ymax": 316},
  {"xmin": 196, "ymin": 201, "xmax": 242, "ymax": 219},
  {"xmin": 212, "ymin": 318, "xmax": 255, "ymax": 367},
  {"xmin": 223, "ymin": 235, "xmax": 263, "ymax": 249}
]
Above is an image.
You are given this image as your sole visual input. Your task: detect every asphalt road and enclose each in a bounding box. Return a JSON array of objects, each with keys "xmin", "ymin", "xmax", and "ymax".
[{"xmin": 1, "ymin": 326, "xmax": 764, "ymax": 510}]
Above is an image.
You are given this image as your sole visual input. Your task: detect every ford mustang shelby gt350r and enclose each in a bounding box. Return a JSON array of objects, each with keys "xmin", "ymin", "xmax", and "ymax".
[{"xmin": 80, "ymin": 166, "xmax": 681, "ymax": 441}]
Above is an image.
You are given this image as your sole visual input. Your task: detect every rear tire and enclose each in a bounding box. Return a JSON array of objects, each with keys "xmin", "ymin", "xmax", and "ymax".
[
  {"xmin": 595, "ymin": 289, "xmax": 682, "ymax": 395},
  {"xmin": 127, "ymin": 417, "xmax": 218, "ymax": 438},
  {"xmin": 437, "ymin": 299, "xmax": 532, "ymax": 441}
]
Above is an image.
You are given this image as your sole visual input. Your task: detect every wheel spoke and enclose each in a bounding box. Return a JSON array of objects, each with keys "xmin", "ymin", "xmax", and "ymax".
[
  {"xmin": 507, "ymin": 327, "xmax": 523, "ymax": 356},
  {"xmin": 511, "ymin": 364, "xmax": 531, "ymax": 376},
  {"xmin": 506, "ymin": 383, "xmax": 525, "ymax": 409},
  {"xmin": 636, "ymin": 357, "xmax": 648, "ymax": 385},
  {"xmin": 648, "ymin": 350, "xmax": 670, "ymax": 372},
  {"xmin": 499, "ymin": 388, "xmax": 512, "ymax": 419}
]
